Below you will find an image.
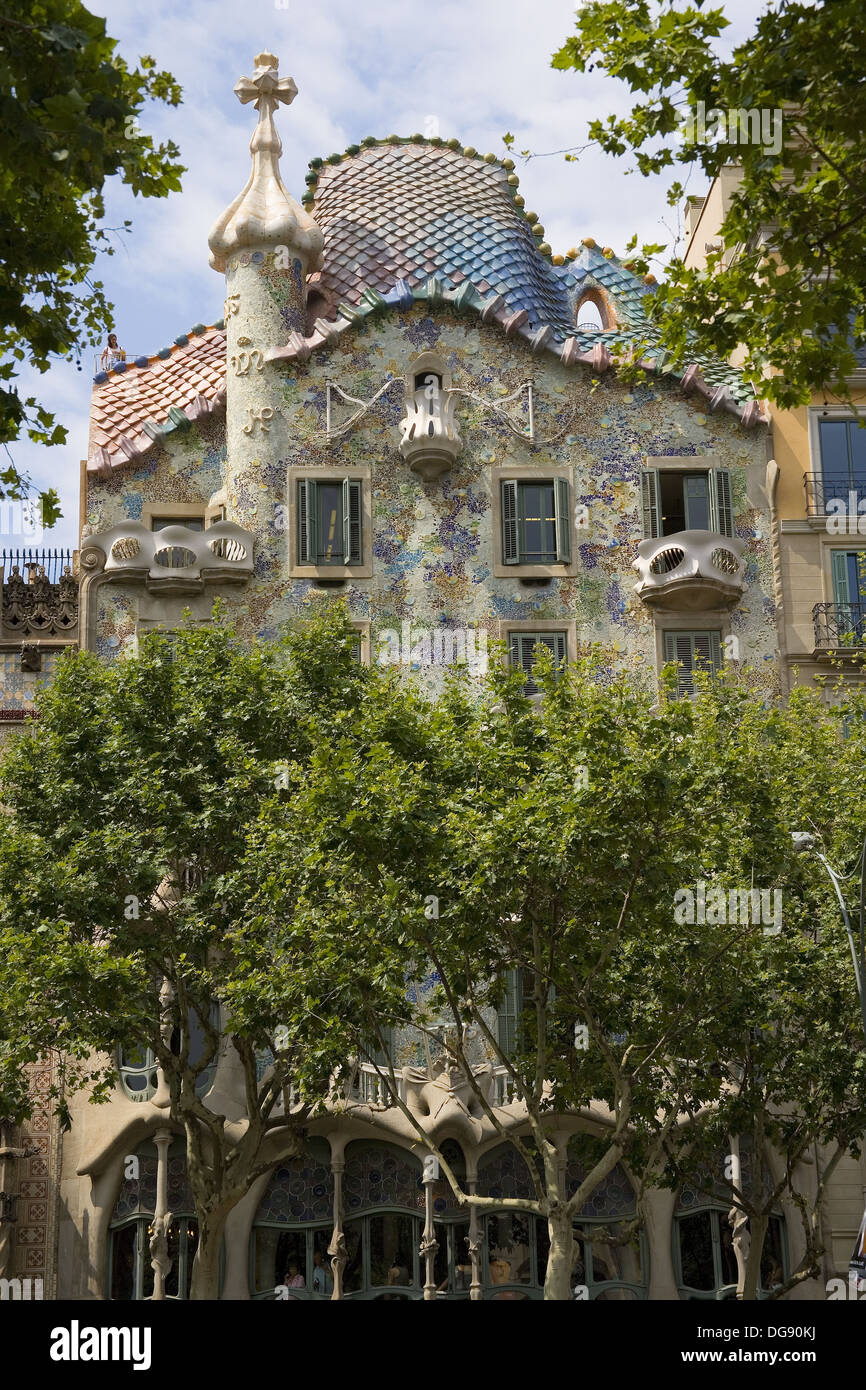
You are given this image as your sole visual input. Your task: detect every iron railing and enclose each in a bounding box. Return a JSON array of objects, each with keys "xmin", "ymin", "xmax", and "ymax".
[
  {"xmin": 813, "ymin": 602, "xmax": 866, "ymax": 649},
  {"xmin": 0, "ymin": 548, "xmax": 74, "ymax": 583},
  {"xmin": 804, "ymin": 473, "xmax": 866, "ymax": 519},
  {"xmin": 93, "ymin": 352, "xmax": 146, "ymax": 374}
]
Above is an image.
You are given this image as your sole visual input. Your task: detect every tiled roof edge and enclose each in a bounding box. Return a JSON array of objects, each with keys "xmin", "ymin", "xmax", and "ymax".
[
  {"xmin": 266, "ymin": 276, "xmax": 768, "ymax": 428},
  {"xmin": 91, "ymin": 321, "xmax": 226, "ymax": 387}
]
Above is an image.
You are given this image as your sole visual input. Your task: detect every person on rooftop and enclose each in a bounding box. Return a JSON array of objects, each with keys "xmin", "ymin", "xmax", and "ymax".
[{"xmin": 100, "ymin": 333, "xmax": 126, "ymax": 369}]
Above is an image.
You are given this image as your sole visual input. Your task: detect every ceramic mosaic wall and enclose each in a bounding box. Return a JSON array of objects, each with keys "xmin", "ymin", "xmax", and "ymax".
[
  {"xmin": 88, "ymin": 304, "xmax": 779, "ymax": 695},
  {"xmin": 0, "ymin": 649, "xmax": 61, "ymax": 711}
]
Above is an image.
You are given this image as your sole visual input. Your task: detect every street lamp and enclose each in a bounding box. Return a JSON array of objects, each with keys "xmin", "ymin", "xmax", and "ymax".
[
  {"xmin": 790, "ymin": 830, "xmax": 866, "ymax": 1044},
  {"xmin": 792, "ymin": 829, "xmax": 866, "ymax": 1293}
]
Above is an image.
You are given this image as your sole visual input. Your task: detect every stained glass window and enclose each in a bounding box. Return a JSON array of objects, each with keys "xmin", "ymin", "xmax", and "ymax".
[{"xmin": 343, "ymin": 1141, "xmax": 424, "ymax": 1213}]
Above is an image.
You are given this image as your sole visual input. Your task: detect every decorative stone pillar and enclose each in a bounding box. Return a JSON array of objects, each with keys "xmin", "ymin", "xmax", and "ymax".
[
  {"xmin": 466, "ymin": 1177, "xmax": 482, "ymax": 1301},
  {"xmin": 421, "ymin": 1153, "xmax": 440, "ymax": 1299},
  {"xmin": 328, "ymin": 1155, "xmax": 347, "ymax": 1301},
  {"xmin": 150, "ymin": 1128, "xmax": 173, "ymax": 1300},
  {"xmin": 207, "ymin": 53, "xmax": 323, "ymax": 550}
]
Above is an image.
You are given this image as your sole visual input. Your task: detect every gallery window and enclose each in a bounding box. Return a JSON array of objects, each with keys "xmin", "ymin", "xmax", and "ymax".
[
  {"xmin": 674, "ymin": 1206, "xmax": 786, "ymax": 1300},
  {"xmin": 118, "ymin": 1006, "xmax": 218, "ymax": 1102},
  {"xmin": 250, "ymin": 1140, "xmax": 334, "ymax": 1299},
  {"xmin": 108, "ymin": 1140, "xmax": 200, "ymax": 1300}
]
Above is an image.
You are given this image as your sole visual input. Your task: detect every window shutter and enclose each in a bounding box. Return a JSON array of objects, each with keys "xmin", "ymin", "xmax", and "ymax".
[
  {"xmin": 694, "ymin": 630, "xmax": 722, "ymax": 676},
  {"xmin": 298, "ymin": 480, "xmax": 316, "ymax": 564},
  {"xmin": 711, "ymin": 468, "xmax": 734, "ymax": 537},
  {"xmin": 665, "ymin": 631, "xmax": 721, "ymax": 697},
  {"xmin": 501, "ymin": 480, "xmax": 519, "ymax": 564},
  {"xmin": 498, "ymin": 969, "xmax": 521, "ymax": 1056},
  {"xmin": 343, "ymin": 479, "xmax": 362, "ymax": 565},
  {"xmin": 641, "ymin": 470, "xmax": 661, "ymax": 538},
  {"xmin": 555, "ymin": 477, "xmax": 572, "ymax": 563},
  {"xmin": 831, "ymin": 550, "xmax": 852, "ymax": 605}
]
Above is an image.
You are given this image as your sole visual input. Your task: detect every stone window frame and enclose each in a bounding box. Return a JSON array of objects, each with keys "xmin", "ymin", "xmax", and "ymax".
[
  {"xmin": 491, "ymin": 466, "xmax": 580, "ymax": 578},
  {"xmin": 654, "ymin": 610, "xmax": 733, "ymax": 695},
  {"xmin": 141, "ymin": 501, "xmax": 225, "ymax": 531},
  {"xmin": 287, "ymin": 465, "xmax": 373, "ymax": 580}
]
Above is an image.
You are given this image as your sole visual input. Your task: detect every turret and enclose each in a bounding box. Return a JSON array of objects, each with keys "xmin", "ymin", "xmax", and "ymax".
[{"xmin": 207, "ymin": 53, "xmax": 323, "ymax": 538}]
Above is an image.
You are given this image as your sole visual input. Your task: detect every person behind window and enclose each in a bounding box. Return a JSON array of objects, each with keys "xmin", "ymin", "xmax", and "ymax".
[
  {"xmin": 284, "ymin": 1260, "xmax": 304, "ymax": 1289},
  {"xmin": 100, "ymin": 333, "xmax": 126, "ymax": 369},
  {"xmin": 311, "ymin": 1249, "xmax": 332, "ymax": 1296}
]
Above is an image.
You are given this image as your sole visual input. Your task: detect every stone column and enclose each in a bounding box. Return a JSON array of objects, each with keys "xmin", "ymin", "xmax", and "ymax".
[
  {"xmin": 328, "ymin": 1155, "xmax": 347, "ymax": 1300},
  {"xmin": 467, "ymin": 1176, "xmax": 483, "ymax": 1301},
  {"xmin": 421, "ymin": 1153, "xmax": 440, "ymax": 1299},
  {"xmin": 149, "ymin": 1128, "xmax": 173, "ymax": 1300}
]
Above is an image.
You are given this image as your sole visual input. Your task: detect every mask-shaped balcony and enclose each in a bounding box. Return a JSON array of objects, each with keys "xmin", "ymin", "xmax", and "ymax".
[
  {"xmin": 633, "ymin": 530, "xmax": 746, "ymax": 610},
  {"xmin": 83, "ymin": 521, "xmax": 254, "ymax": 593},
  {"xmin": 399, "ymin": 377, "xmax": 462, "ymax": 481}
]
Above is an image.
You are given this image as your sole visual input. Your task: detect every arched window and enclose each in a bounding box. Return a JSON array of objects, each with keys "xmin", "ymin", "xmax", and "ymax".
[
  {"xmin": 108, "ymin": 1139, "xmax": 199, "ymax": 1300},
  {"xmin": 475, "ymin": 1141, "xmax": 647, "ymax": 1300},
  {"xmin": 575, "ymin": 295, "xmax": 607, "ymax": 332},
  {"xmin": 342, "ymin": 1141, "xmax": 424, "ymax": 1300},
  {"xmin": 674, "ymin": 1156, "xmax": 787, "ymax": 1299},
  {"xmin": 250, "ymin": 1139, "xmax": 334, "ymax": 1300}
]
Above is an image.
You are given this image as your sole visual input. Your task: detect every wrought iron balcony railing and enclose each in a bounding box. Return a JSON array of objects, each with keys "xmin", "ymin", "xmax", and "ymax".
[
  {"xmin": 804, "ymin": 473, "xmax": 866, "ymax": 520},
  {"xmin": 813, "ymin": 602, "xmax": 866, "ymax": 650}
]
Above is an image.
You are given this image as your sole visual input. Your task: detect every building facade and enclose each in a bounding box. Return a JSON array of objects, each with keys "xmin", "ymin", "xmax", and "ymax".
[{"xmin": 0, "ymin": 54, "xmax": 859, "ymax": 1300}]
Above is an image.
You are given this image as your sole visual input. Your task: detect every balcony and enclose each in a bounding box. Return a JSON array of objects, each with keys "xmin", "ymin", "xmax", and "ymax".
[
  {"xmin": 633, "ymin": 530, "xmax": 746, "ymax": 610},
  {"xmin": 804, "ymin": 473, "xmax": 866, "ymax": 524},
  {"xmin": 813, "ymin": 602, "xmax": 866, "ymax": 652},
  {"xmin": 82, "ymin": 521, "xmax": 253, "ymax": 592},
  {"xmin": 399, "ymin": 383, "xmax": 462, "ymax": 480},
  {"xmin": 1, "ymin": 549, "xmax": 79, "ymax": 640}
]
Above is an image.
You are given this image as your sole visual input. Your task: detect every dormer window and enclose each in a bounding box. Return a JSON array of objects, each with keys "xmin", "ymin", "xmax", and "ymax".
[{"xmin": 576, "ymin": 298, "xmax": 604, "ymax": 331}]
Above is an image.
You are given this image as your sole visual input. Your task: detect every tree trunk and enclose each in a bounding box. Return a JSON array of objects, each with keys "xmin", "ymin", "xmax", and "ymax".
[
  {"xmin": 741, "ymin": 1213, "xmax": 769, "ymax": 1301},
  {"xmin": 189, "ymin": 1213, "xmax": 227, "ymax": 1300},
  {"xmin": 544, "ymin": 1207, "xmax": 574, "ymax": 1301}
]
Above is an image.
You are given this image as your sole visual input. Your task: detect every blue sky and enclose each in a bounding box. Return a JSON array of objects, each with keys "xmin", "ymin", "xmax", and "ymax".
[{"xmin": 12, "ymin": 0, "xmax": 765, "ymax": 549}]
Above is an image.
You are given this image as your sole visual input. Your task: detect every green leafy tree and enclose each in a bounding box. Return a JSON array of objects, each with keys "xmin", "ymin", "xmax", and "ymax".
[
  {"xmin": 0, "ymin": 606, "xmax": 378, "ymax": 1299},
  {"xmin": 0, "ymin": 2, "xmax": 184, "ymax": 521},
  {"xmin": 552, "ymin": 0, "xmax": 866, "ymax": 408},
  {"xmin": 245, "ymin": 647, "xmax": 866, "ymax": 1299}
]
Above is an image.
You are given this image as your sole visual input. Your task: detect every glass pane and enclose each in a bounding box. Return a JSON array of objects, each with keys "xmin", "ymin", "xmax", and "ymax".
[
  {"xmin": 536, "ymin": 1216, "xmax": 550, "ymax": 1288},
  {"xmin": 311, "ymin": 1229, "xmax": 333, "ymax": 1296},
  {"xmin": 659, "ymin": 470, "xmax": 687, "ymax": 535},
  {"xmin": 719, "ymin": 1212, "xmax": 738, "ymax": 1287},
  {"xmin": 121, "ymin": 1044, "xmax": 149, "ymax": 1069},
  {"xmin": 253, "ymin": 1227, "xmax": 281, "ymax": 1294},
  {"xmin": 141, "ymin": 1226, "xmax": 154, "ymax": 1301},
  {"xmin": 451, "ymin": 1222, "xmax": 472, "ymax": 1292},
  {"xmin": 343, "ymin": 1219, "xmax": 363, "ymax": 1293},
  {"xmin": 850, "ymin": 422, "xmax": 866, "ymax": 489},
  {"xmin": 519, "ymin": 483, "xmax": 556, "ymax": 562},
  {"xmin": 486, "ymin": 1211, "xmax": 532, "ymax": 1285},
  {"xmin": 819, "ymin": 420, "xmax": 851, "ymax": 483},
  {"xmin": 317, "ymin": 483, "xmax": 343, "ymax": 563},
  {"xmin": 151, "ymin": 516, "xmax": 204, "ymax": 531},
  {"xmin": 678, "ymin": 1212, "xmax": 715, "ymax": 1291},
  {"xmin": 761, "ymin": 1216, "xmax": 785, "ymax": 1290},
  {"xmin": 683, "ymin": 474, "xmax": 711, "ymax": 530},
  {"xmin": 110, "ymin": 1223, "xmax": 138, "ymax": 1300},
  {"xmin": 184, "ymin": 1220, "xmax": 198, "ymax": 1300},
  {"xmin": 369, "ymin": 1212, "xmax": 417, "ymax": 1289},
  {"xmin": 433, "ymin": 1222, "xmax": 448, "ymax": 1291},
  {"xmin": 164, "ymin": 1218, "xmax": 181, "ymax": 1298},
  {"xmin": 276, "ymin": 1230, "xmax": 307, "ymax": 1290}
]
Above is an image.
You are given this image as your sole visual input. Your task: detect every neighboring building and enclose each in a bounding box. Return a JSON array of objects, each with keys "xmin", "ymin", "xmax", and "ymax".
[{"xmin": 0, "ymin": 54, "xmax": 852, "ymax": 1300}]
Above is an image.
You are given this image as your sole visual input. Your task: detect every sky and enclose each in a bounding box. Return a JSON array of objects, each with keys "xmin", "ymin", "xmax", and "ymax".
[{"xmin": 11, "ymin": 0, "xmax": 768, "ymax": 550}]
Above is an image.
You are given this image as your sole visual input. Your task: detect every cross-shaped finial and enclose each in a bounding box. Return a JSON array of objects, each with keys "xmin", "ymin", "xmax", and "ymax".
[{"xmin": 234, "ymin": 52, "xmax": 297, "ymax": 114}]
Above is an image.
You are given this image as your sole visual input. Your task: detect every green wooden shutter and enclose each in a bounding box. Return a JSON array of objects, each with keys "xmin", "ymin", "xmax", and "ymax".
[
  {"xmin": 502, "ymin": 480, "xmax": 519, "ymax": 564},
  {"xmin": 343, "ymin": 478, "xmax": 362, "ymax": 565},
  {"xmin": 298, "ymin": 480, "xmax": 316, "ymax": 564},
  {"xmin": 555, "ymin": 477, "xmax": 572, "ymax": 563},
  {"xmin": 711, "ymin": 468, "xmax": 734, "ymax": 537},
  {"xmin": 831, "ymin": 549, "xmax": 852, "ymax": 605},
  {"xmin": 498, "ymin": 969, "xmax": 521, "ymax": 1056},
  {"xmin": 665, "ymin": 631, "xmax": 721, "ymax": 697},
  {"xmin": 641, "ymin": 470, "xmax": 661, "ymax": 538},
  {"xmin": 511, "ymin": 632, "xmax": 567, "ymax": 695}
]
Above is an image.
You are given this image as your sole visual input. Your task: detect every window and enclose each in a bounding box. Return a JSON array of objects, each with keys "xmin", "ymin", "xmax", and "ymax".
[
  {"xmin": 298, "ymin": 478, "xmax": 362, "ymax": 567},
  {"xmin": 501, "ymin": 478, "xmax": 571, "ymax": 566},
  {"xmin": 118, "ymin": 1007, "xmax": 217, "ymax": 1102},
  {"xmin": 675, "ymin": 1208, "xmax": 786, "ymax": 1299},
  {"xmin": 151, "ymin": 516, "xmax": 205, "ymax": 532},
  {"xmin": 818, "ymin": 418, "xmax": 866, "ymax": 498},
  {"xmin": 250, "ymin": 1142, "xmax": 334, "ymax": 1299},
  {"xmin": 831, "ymin": 551, "xmax": 866, "ymax": 642},
  {"xmin": 642, "ymin": 468, "xmax": 733, "ymax": 538},
  {"xmin": 663, "ymin": 631, "xmax": 722, "ymax": 696},
  {"xmin": 108, "ymin": 1140, "xmax": 201, "ymax": 1300},
  {"xmin": 508, "ymin": 630, "xmax": 568, "ymax": 694},
  {"xmin": 576, "ymin": 298, "xmax": 605, "ymax": 331}
]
